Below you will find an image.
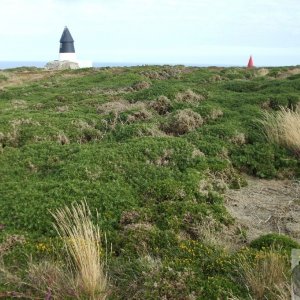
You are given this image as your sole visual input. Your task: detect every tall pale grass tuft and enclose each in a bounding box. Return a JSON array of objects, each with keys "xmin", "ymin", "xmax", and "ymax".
[
  {"xmin": 238, "ymin": 249, "xmax": 290, "ymax": 300},
  {"xmin": 261, "ymin": 106, "xmax": 300, "ymax": 156},
  {"xmin": 52, "ymin": 201, "xmax": 107, "ymax": 300}
]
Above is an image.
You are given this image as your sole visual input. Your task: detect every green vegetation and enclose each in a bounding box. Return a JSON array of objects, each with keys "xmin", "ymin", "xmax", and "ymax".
[
  {"xmin": 0, "ymin": 73, "xmax": 7, "ymax": 82},
  {"xmin": 0, "ymin": 65, "xmax": 299, "ymax": 299},
  {"xmin": 250, "ymin": 233, "xmax": 300, "ymax": 251},
  {"xmin": 237, "ymin": 247, "xmax": 290, "ymax": 300}
]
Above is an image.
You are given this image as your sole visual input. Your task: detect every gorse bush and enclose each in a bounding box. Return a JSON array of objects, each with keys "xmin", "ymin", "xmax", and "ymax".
[
  {"xmin": 261, "ymin": 106, "xmax": 300, "ymax": 157},
  {"xmin": 250, "ymin": 233, "xmax": 300, "ymax": 251}
]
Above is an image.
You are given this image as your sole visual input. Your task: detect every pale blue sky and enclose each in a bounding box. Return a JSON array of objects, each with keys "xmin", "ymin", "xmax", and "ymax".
[{"xmin": 1, "ymin": 0, "xmax": 300, "ymax": 66}]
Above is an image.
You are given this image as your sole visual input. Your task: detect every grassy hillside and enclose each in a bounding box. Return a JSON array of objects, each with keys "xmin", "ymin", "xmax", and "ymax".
[{"xmin": 0, "ymin": 65, "xmax": 299, "ymax": 299}]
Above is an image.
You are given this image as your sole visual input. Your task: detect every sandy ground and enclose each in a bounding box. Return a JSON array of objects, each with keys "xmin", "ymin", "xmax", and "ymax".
[{"xmin": 225, "ymin": 176, "xmax": 300, "ymax": 243}]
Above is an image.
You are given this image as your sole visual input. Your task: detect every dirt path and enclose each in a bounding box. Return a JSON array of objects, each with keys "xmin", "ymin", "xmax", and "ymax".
[{"xmin": 225, "ymin": 176, "xmax": 300, "ymax": 243}]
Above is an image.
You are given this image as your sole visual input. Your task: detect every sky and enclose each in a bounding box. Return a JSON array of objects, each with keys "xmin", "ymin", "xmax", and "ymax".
[{"xmin": 0, "ymin": 0, "xmax": 300, "ymax": 66}]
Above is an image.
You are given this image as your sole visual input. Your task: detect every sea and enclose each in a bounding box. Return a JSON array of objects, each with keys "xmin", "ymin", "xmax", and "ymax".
[{"xmin": 0, "ymin": 61, "xmax": 236, "ymax": 70}]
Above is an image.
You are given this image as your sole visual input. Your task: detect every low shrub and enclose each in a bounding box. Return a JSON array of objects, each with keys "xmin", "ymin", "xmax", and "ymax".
[
  {"xmin": 250, "ymin": 233, "xmax": 300, "ymax": 251},
  {"xmin": 269, "ymin": 96, "xmax": 289, "ymax": 110},
  {"xmin": 231, "ymin": 143, "xmax": 278, "ymax": 178},
  {"xmin": 225, "ymin": 80, "xmax": 263, "ymax": 92},
  {"xmin": 266, "ymin": 95, "xmax": 299, "ymax": 111}
]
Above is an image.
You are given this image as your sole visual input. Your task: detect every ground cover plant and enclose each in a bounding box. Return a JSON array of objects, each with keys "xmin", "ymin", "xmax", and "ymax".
[{"xmin": 0, "ymin": 65, "xmax": 299, "ymax": 299}]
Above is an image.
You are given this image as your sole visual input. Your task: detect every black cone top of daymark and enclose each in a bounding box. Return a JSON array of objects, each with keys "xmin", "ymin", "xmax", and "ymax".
[{"xmin": 59, "ymin": 26, "xmax": 75, "ymax": 53}]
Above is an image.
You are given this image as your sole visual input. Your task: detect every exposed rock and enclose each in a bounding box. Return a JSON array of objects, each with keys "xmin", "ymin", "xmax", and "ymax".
[{"xmin": 45, "ymin": 60, "xmax": 79, "ymax": 70}]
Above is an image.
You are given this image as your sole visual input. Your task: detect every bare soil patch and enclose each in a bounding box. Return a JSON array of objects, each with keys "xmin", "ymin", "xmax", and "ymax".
[{"xmin": 225, "ymin": 176, "xmax": 300, "ymax": 243}]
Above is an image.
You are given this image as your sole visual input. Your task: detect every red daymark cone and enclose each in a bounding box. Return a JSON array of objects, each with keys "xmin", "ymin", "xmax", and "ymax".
[{"xmin": 247, "ymin": 56, "xmax": 254, "ymax": 68}]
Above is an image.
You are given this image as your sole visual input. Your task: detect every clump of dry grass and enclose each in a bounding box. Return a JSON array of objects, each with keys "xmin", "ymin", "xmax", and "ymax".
[
  {"xmin": 141, "ymin": 67, "xmax": 184, "ymax": 81},
  {"xmin": 52, "ymin": 201, "xmax": 108, "ymax": 300},
  {"xmin": 26, "ymin": 260, "xmax": 77, "ymax": 298},
  {"xmin": 230, "ymin": 132, "xmax": 247, "ymax": 145},
  {"xmin": 209, "ymin": 108, "xmax": 224, "ymax": 120},
  {"xmin": 164, "ymin": 109, "xmax": 203, "ymax": 135},
  {"xmin": 141, "ymin": 70, "xmax": 161, "ymax": 80},
  {"xmin": 56, "ymin": 105, "xmax": 69, "ymax": 113},
  {"xmin": 238, "ymin": 249, "xmax": 290, "ymax": 300},
  {"xmin": 189, "ymin": 216, "xmax": 233, "ymax": 249},
  {"xmin": 192, "ymin": 148, "xmax": 205, "ymax": 158},
  {"xmin": 72, "ymin": 119, "xmax": 96, "ymax": 130},
  {"xmin": 154, "ymin": 149, "xmax": 173, "ymax": 166},
  {"xmin": 256, "ymin": 68, "xmax": 269, "ymax": 77},
  {"xmin": 97, "ymin": 100, "xmax": 145, "ymax": 115},
  {"xmin": 71, "ymin": 120, "xmax": 103, "ymax": 144},
  {"xmin": 120, "ymin": 210, "xmax": 140, "ymax": 226},
  {"xmin": 126, "ymin": 109, "xmax": 152, "ymax": 123},
  {"xmin": 10, "ymin": 118, "xmax": 40, "ymax": 127},
  {"xmin": 56, "ymin": 132, "xmax": 70, "ymax": 145},
  {"xmin": 175, "ymin": 89, "xmax": 205, "ymax": 103},
  {"xmin": 11, "ymin": 99, "xmax": 27, "ymax": 109},
  {"xmin": 131, "ymin": 81, "xmax": 151, "ymax": 91},
  {"xmin": 0, "ymin": 258, "xmax": 79, "ymax": 299},
  {"xmin": 209, "ymin": 75, "xmax": 223, "ymax": 82},
  {"xmin": 0, "ymin": 118, "xmax": 41, "ymax": 147},
  {"xmin": 0, "ymin": 235, "xmax": 25, "ymax": 258},
  {"xmin": 149, "ymin": 95, "xmax": 172, "ymax": 115},
  {"xmin": 261, "ymin": 106, "xmax": 300, "ymax": 156}
]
